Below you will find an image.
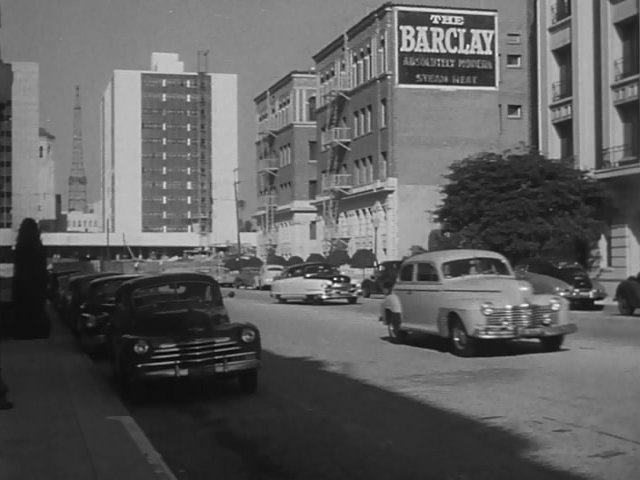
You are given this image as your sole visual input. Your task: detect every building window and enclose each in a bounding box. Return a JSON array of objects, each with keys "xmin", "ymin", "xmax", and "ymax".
[
  {"xmin": 507, "ymin": 105, "xmax": 522, "ymax": 118},
  {"xmin": 353, "ymin": 111, "xmax": 359, "ymax": 137},
  {"xmin": 162, "ymin": 181, "xmax": 167, "ymax": 189},
  {"xmin": 162, "ymin": 93, "xmax": 166, "ymax": 102},
  {"xmin": 39, "ymin": 146, "xmax": 43, "ymax": 158},
  {"xmin": 354, "ymin": 159, "xmax": 360, "ymax": 185},
  {"xmin": 162, "ymin": 196, "xmax": 167, "ymax": 204},
  {"xmin": 506, "ymin": 55, "xmax": 522, "ymax": 68},
  {"xmin": 187, "ymin": 94, "xmax": 191, "ymax": 102},
  {"xmin": 187, "ymin": 196, "xmax": 191, "ymax": 204},
  {"xmin": 380, "ymin": 152, "xmax": 388, "ymax": 179},
  {"xmin": 310, "ymin": 221, "xmax": 317, "ymax": 240},
  {"xmin": 506, "ymin": 33, "xmax": 521, "ymax": 45},
  {"xmin": 380, "ymin": 99, "xmax": 387, "ymax": 128},
  {"xmin": 366, "ymin": 105, "xmax": 372, "ymax": 133},
  {"xmin": 162, "ymin": 211, "xmax": 167, "ymax": 219},
  {"xmin": 187, "ymin": 181, "xmax": 192, "ymax": 190},
  {"xmin": 162, "ymin": 166, "xmax": 167, "ymax": 175}
]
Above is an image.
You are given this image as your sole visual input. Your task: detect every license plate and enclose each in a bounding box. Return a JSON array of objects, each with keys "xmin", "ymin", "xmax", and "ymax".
[{"xmin": 518, "ymin": 327, "xmax": 542, "ymax": 336}]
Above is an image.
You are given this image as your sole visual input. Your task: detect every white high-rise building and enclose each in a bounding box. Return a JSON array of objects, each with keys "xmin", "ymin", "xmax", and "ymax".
[{"xmin": 101, "ymin": 52, "xmax": 238, "ymax": 248}]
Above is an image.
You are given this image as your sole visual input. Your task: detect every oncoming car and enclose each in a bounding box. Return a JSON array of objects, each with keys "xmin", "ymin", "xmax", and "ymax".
[
  {"xmin": 270, "ymin": 262, "xmax": 359, "ymax": 304},
  {"xmin": 380, "ymin": 250, "xmax": 576, "ymax": 357},
  {"xmin": 257, "ymin": 264, "xmax": 285, "ymax": 290}
]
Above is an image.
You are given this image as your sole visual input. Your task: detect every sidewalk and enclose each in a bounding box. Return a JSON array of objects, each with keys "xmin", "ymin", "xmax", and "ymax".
[{"xmin": 0, "ymin": 307, "xmax": 174, "ymax": 480}]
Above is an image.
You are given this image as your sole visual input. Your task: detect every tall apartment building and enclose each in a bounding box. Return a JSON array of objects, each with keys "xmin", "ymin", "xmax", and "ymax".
[
  {"xmin": 101, "ymin": 52, "xmax": 238, "ymax": 248},
  {"xmin": 255, "ymin": 2, "xmax": 537, "ymax": 261},
  {"xmin": 538, "ymin": 0, "xmax": 639, "ymax": 295},
  {"xmin": 254, "ymin": 71, "xmax": 318, "ymax": 259},
  {"xmin": 0, "ymin": 61, "xmax": 42, "ymax": 232}
]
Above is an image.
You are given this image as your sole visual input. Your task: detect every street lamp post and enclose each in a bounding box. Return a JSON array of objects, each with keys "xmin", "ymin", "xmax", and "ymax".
[
  {"xmin": 233, "ymin": 168, "xmax": 242, "ymax": 256},
  {"xmin": 372, "ymin": 211, "xmax": 380, "ymax": 264}
]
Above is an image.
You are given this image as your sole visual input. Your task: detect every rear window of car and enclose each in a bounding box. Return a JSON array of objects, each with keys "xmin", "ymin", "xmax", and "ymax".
[{"xmin": 267, "ymin": 266, "xmax": 284, "ymax": 272}]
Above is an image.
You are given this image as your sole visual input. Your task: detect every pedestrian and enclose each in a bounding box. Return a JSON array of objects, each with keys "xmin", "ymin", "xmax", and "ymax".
[{"xmin": 11, "ymin": 218, "xmax": 50, "ymax": 339}]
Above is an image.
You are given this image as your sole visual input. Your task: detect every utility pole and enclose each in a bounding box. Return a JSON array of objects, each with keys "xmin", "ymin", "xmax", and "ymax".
[{"xmin": 233, "ymin": 168, "xmax": 242, "ymax": 256}]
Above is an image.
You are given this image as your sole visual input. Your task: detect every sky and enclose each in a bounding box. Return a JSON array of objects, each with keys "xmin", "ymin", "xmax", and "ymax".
[{"xmin": 0, "ymin": 0, "xmax": 397, "ymax": 222}]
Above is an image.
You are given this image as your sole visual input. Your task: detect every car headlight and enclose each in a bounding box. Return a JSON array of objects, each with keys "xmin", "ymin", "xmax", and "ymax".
[
  {"xmin": 133, "ymin": 339, "xmax": 150, "ymax": 355},
  {"xmin": 241, "ymin": 328, "xmax": 256, "ymax": 343},
  {"xmin": 480, "ymin": 302, "xmax": 495, "ymax": 316},
  {"xmin": 549, "ymin": 298, "xmax": 562, "ymax": 311}
]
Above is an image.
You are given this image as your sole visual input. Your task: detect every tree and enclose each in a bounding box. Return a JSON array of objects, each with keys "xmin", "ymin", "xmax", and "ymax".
[
  {"xmin": 433, "ymin": 150, "xmax": 609, "ymax": 266},
  {"xmin": 11, "ymin": 218, "xmax": 50, "ymax": 339}
]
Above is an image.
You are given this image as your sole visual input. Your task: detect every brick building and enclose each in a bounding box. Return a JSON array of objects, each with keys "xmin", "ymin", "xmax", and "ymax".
[{"xmin": 255, "ymin": 1, "xmax": 537, "ymax": 261}]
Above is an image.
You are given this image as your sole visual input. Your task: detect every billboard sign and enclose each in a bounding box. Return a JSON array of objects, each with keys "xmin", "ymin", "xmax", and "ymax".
[{"xmin": 395, "ymin": 7, "xmax": 498, "ymax": 89}]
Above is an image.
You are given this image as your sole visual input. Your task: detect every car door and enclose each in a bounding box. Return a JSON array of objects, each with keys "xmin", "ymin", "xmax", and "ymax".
[
  {"xmin": 392, "ymin": 262, "xmax": 416, "ymax": 327},
  {"xmin": 399, "ymin": 262, "xmax": 441, "ymax": 332}
]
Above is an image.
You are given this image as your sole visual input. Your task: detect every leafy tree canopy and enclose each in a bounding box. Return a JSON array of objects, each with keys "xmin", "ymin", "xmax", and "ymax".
[{"xmin": 433, "ymin": 150, "xmax": 610, "ymax": 266}]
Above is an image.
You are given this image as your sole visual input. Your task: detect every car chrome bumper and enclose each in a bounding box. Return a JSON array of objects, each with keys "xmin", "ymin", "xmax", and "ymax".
[
  {"xmin": 133, "ymin": 358, "xmax": 260, "ymax": 379},
  {"xmin": 473, "ymin": 323, "xmax": 577, "ymax": 339},
  {"xmin": 561, "ymin": 291, "xmax": 606, "ymax": 301}
]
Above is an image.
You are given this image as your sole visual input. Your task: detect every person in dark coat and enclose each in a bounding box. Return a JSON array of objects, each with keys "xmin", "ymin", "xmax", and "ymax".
[{"xmin": 11, "ymin": 218, "xmax": 50, "ymax": 339}]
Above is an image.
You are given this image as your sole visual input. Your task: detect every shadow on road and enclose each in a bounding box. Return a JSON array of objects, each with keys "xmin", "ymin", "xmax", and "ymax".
[
  {"xmin": 379, "ymin": 332, "xmax": 572, "ymax": 357},
  {"xmin": 123, "ymin": 349, "xmax": 592, "ymax": 480}
]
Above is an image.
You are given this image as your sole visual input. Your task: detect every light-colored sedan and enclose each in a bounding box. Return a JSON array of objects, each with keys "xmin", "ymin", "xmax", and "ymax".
[
  {"xmin": 257, "ymin": 264, "xmax": 285, "ymax": 290},
  {"xmin": 380, "ymin": 249, "xmax": 576, "ymax": 357},
  {"xmin": 270, "ymin": 262, "xmax": 359, "ymax": 304}
]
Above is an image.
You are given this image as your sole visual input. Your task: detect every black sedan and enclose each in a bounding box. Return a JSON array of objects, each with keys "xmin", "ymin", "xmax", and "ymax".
[
  {"xmin": 106, "ymin": 272, "xmax": 261, "ymax": 398},
  {"xmin": 514, "ymin": 257, "xmax": 607, "ymax": 308},
  {"xmin": 76, "ymin": 274, "xmax": 141, "ymax": 354},
  {"xmin": 63, "ymin": 272, "xmax": 120, "ymax": 332}
]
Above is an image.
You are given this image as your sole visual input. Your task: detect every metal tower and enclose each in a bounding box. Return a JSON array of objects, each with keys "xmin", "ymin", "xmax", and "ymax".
[{"xmin": 68, "ymin": 85, "xmax": 87, "ymax": 212}]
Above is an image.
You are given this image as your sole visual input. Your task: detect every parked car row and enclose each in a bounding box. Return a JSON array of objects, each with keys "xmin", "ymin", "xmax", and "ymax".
[{"xmin": 51, "ymin": 270, "xmax": 262, "ymax": 399}]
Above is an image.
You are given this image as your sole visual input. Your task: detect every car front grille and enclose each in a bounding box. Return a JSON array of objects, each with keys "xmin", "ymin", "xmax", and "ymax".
[
  {"xmin": 142, "ymin": 338, "xmax": 253, "ymax": 368},
  {"xmin": 485, "ymin": 305, "xmax": 557, "ymax": 328}
]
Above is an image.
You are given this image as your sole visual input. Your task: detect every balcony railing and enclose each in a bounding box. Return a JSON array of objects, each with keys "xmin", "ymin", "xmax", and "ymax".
[
  {"xmin": 322, "ymin": 174, "xmax": 352, "ymax": 192},
  {"xmin": 321, "ymin": 127, "xmax": 352, "ymax": 148},
  {"xmin": 614, "ymin": 56, "xmax": 640, "ymax": 82},
  {"xmin": 552, "ymin": 80, "xmax": 572, "ymax": 102},
  {"xmin": 258, "ymin": 157, "xmax": 279, "ymax": 173},
  {"xmin": 551, "ymin": 0, "xmax": 571, "ymax": 24},
  {"xmin": 600, "ymin": 144, "xmax": 639, "ymax": 169}
]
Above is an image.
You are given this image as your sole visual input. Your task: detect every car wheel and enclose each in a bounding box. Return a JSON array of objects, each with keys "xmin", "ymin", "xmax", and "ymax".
[
  {"xmin": 313, "ymin": 297, "xmax": 324, "ymax": 305},
  {"xmin": 386, "ymin": 311, "xmax": 407, "ymax": 344},
  {"xmin": 238, "ymin": 369, "xmax": 258, "ymax": 394},
  {"xmin": 347, "ymin": 297, "xmax": 357, "ymax": 304},
  {"xmin": 617, "ymin": 296, "xmax": 635, "ymax": 316},
  {"xmin": 449, "ymin": 317, "xmax": 478, "ymax": 357},
  {"xmin": 540, "ymin": 335, "xmax": 564, "ymax": 352},
  {"xmin": 276, "ymin": 295, "xmax": 286, "ymax": 304}
]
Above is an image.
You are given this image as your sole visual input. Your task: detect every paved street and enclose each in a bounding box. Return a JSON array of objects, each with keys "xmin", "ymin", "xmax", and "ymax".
[{"xmin": 95, "ymin": 290, "xmax": 640, "ymax": 480}]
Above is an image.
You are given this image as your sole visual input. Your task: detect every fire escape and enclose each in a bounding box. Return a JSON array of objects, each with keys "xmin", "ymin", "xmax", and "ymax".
[
  {"xmin": 196, "ymin": 51, "xmax": 210, "ymax": 245},
  {"xmin": 321, "ymin": 61, "xmax": 352, "ymax": 254},
  {"xmin": 258, "ymin": 96, "xmax": 279, "ymax": 253}
]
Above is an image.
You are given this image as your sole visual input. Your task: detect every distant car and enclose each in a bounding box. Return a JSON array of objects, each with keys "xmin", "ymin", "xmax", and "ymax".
[
  {"xmin": 213, "ymin": 267, "xmax": 236, "ymax": 287},
  {"xmin": 257, "ymin": 264, "xmax": 285, "ymax": 290},
  {"xmin": 614, "ymin": 273, "xmax": 640, "ymax": 315},
  {"xmin": 270, "ymin": 262, "xmax": 359, "ymax": 304},
  {"xmin": 380, "ymin": 249, "xmax": 576, "ymax": 357},
  {"xmin": 514, "ymin": 258, "xmax": 607, "ymax": 308},
  {"xmin": 360, "ymin": 260, "xmax": 402, "ymax": 297},
  {"xmin": 106, "ymin": 272, "xmax": 261, "ymax": 397},
  {"xmin": 234, "ymin": 267, "xmax": 260, "ymax": 289},
  {"xmin": 76, "ymin": 274, "xmax": 141, "ymax": 354}
]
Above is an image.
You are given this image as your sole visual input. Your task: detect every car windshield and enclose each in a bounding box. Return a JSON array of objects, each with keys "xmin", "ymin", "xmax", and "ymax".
[
  {"xmin": 131, "ymin": 281, "xmax": 222, "ymax": 311},
  {"xmin": 442, "ymin": 257, "xmax": 511, "ymax": 278},
  {"xmin": 305, "ymin": 264, "xmax": 338, "ymax": 275}
]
